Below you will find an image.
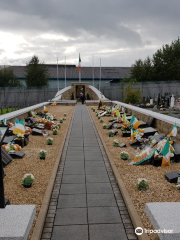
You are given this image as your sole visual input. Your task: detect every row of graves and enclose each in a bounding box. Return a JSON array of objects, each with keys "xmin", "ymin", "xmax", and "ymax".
[
  {"xmin": 1, "ymin": 104, "xmax": 66, "ymax": 184},
  {"xmin": 92, "ymin": 101, "xmax": 180, "ymax": 184}
]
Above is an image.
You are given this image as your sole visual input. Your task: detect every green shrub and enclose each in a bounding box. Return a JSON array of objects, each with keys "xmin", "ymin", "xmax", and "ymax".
[{"xmin": 137, "ymin": 180, "xmax": 149, "ymax": 191}]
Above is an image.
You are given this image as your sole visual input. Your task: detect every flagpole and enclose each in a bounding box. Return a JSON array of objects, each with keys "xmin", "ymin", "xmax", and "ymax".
[
  {"xmin": 92, "ymin": 55, "xmax": 94, "ymax": 86},
  {"xmin": 65, "ymin": 56, "xmax": 66, "ymax": 87},
  {"xmin": 99, "ymin": 58, "xmax": 101, "ymax": 91},
  {"xmin": 57, "ymin": 57, "xmax": 59, "ymax": 91}
]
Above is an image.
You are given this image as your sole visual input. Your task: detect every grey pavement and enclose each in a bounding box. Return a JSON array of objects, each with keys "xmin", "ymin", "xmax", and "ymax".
[{"xmin": 41, "ymin": 105, "xmax": 137, "ymax": 240}]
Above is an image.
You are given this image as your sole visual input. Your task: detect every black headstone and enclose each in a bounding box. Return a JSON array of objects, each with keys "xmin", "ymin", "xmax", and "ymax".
[
  {"xmin": 165, "ymin": 171, "xmax": 180, "ymax": 183},
  {"xmin": 1, "ymin": 147, "xmax": 13, "ymax": 167},
  {"xmin": 32, "ymin": 128, "xmax": 43, "ymax": 136}
]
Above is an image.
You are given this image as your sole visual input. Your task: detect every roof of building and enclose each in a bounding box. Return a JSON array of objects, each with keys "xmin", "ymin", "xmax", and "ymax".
[{"xmin": 10, "ymin": 65, "xmax": 132, "ymax": 79}]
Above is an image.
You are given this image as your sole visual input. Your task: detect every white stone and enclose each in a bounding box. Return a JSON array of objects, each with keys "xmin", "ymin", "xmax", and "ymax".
[
  {"xmin": 0, "ymin": 205, "xmax": 36, "ymax": 240},
  {"xmin": 145, "ymin": 202, "xmax": 180, "ymax": 240}
]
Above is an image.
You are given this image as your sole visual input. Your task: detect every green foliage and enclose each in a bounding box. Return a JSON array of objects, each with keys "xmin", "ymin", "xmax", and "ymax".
[
  {"xmin": 0, "ymin": 66, "xmax": 23, "ymax": 87},
  {"xmin": 108, "ymin": 131, "xmax": 114, "ymax": 137},
  {"xmin": 131, "ymin": 37, "xmax": 180, "ymax": 81},
  {"xmin": 25, "ymin": 55, "xmax": 49, "ymax": 87},
  {"xmin": 137, "ymin": 180, "xmax": 149, "ymax": 191},
  {"xmin": 53, "ymin": 129, "xmax": 58, "ymax": 135},
  {"xmin": 46, "ymin": 139, "xmax": 53, "ymax": 145},
  {"xmin": 123, "ymin": 83, "xmax": 142, "ymax": 104},
  {"xmin": 21, "ymin": 176, "xmax": 34, "ymax": 186}
]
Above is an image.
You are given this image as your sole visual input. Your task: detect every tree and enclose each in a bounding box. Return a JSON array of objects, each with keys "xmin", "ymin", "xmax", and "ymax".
[
  {"xmin": 0, "ymin": 66, "xmax": 23, "ymax": 87},
  {"xmin": 130, "ymin": 37, "xmax": 180, "ymax": 82},
  {"xmin": 25, "ymin": 55, "xmax": 49, "ymax": 87}
]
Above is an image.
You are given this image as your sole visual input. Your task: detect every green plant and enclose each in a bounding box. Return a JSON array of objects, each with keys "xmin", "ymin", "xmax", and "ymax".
[
  {"xmin": 39, "ymin": 149, "xmax": 47, "ymax": 158},
  {"xmin": 98, "ymin": 116, "xmax": 101, "ymax": 119},
  {"xmin": 120, "ymin": 151, "xmax": 129, "ymax": 160},
  {"xmin": 100, "ymin": 119, "xmax": 103, "ymax": 123},
  {"xmin": 53, "ymin": 129, "xmax": 58, "ymax": 135},
  {"xmin": 21, "ymin": 174, "xmax": 34, "ymax": 186},
  {"xmin": 108, "ymin": 131, "xmax": 114, "ymax": 137},
  {"xmin": 63, "ymin": 117, "xmax": 66, "ymax": 121},
  {"xmin": 64, "ymin": 113, "xmax": 66, "ymax": 117},
  {"xmin": 113, "ymin": 139, "xmax": 119, "ymax": 147},
  {"xmin": 93, "ymin": 109, "xmax": 95, "ymax": 112},
  {"xmin": 103, "ymin": 124, "xmax": 107, "ymax": 129},
  {"xmin": 46, "ymin": 137, "xmax": 53, "ymax": 145},
  {"xmin": 137, "ymin": 180, "xmax": 149, "ymax": 191},
  {"xmin": 123, "ymin": 83, "xmax": 142, "ymax": 104},
  {"xmin": 57, "ymin": 124, "xmax": 61, "ymax": 129},
  {"xmin": 60, "ymin": 119, "xmax": 63, "ymax": 123}
]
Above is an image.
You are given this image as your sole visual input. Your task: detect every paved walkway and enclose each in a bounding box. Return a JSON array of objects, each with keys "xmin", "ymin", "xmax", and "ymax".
[{"xmin": 41, "ymin": 105, "xmax": 137, "ymax": 240}]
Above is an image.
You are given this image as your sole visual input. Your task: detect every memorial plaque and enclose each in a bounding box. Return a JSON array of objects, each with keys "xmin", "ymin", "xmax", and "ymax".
[
  {"xmin": 8, "ymin": 151, "xmax": 25, "ymax": 159},
  {"xmin": 143, "ymin": 127, "xmax": 158, "ymax": 137},
  {"xmin": 165, "ymin": 171, "xmax": 180, "ymax": 183},
  {"xmin": 33, "ymin": 124, "xmax": 45, "ymax": 130},
  {"xmin": 2, "ymin": 136, "xmax": 14, "ymax": 144},
  {"xmin": 32, "ymin": 128, "xmax": 43, "ymax": 136},
  {"xmin": 1, "ymin": 147, "xmax": 12, "ymax": 167},
  {"xmin": 146, "ymin": 116, "xmax": 154, "ymax": 127}
]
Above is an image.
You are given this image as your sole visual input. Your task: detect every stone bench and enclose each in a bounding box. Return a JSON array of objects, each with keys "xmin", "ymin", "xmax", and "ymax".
[
  {"xmin": 145, "ymin": 202, "xmax": 180, "ymax": 240},
  {"xmin": 0, "ymin": 205, "xmax": 36, "ymax": 240}
]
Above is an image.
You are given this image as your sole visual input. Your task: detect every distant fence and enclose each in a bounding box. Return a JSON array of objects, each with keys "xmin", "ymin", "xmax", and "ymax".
[
  {"xmin": 0, "ymin": 87, "xmax": 61, "ymax": 107},
  {"xmin": 101, "ymin": 81, "xmax": 180, "ymax": 101}
]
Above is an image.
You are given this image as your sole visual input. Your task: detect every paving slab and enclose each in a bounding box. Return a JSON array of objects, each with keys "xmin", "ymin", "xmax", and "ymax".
[
  {"xmin": 63, "ymin": 166, "xmax": 85, "ymax": 175},
  {"xmin": 85, "ymin": 161, "xmax": 104, "ymax": 167},
  {"xmin": 66, "ymin": 155, "xmax": 84, "ymax": 161},
  {"xmin": 86, "ymin": 174, "xmax": 110, "ymax": 183},
  {"xmin": 65, "ymin": 161, "xmax": 84, "ymax": 168},
  {"xmin": 62, "ymin": 175, "xmax": 86, "ymax": 184},
  {"xmin": 85, "ymin": 166, "xmax": 107, "ymax": 175},
  {"xmin": 66, "ymin": 151, "xmax": 84, "ymax": 156},
  {"xmin": 87, "ymin": 194, "xmax": 117, "ymax": 207},
  {"xmin": 88, "ymin": 206, "xmax": 122, "ymax": 224},
  {"xmin": 60, "ymin": 184, "xmax": 86, "ymax": 194},
  {"xmin": 51, "ymin": 225, "xmax": 88, "ymax": 240},
  {"xmin": 57, "ymin": 194, "xmax": 87, "ymax": 208},
  {"xmin": 85, "ymin": 155, "xmax": 104, "ymax": 161},
  {"xmin": 68, "ymin": 146, "xmax": 84, "ymax": 151},
  {"xmin": 87, "ymin": 183, "xmax": 113, "ymax": 194},
  {"xmin": 89, "ymin": 224, "xmax": 128, "ymax": 240},
  {"xmin": 54, "ymin": 208, "xmax": 87, "ymax": 225}
]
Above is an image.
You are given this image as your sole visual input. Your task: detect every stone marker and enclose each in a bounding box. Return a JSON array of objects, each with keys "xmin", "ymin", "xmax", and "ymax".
[
  {"xmin": 146, "ymin": 202, "xmax": 180, "ymax": 240},
  {"xmin": 0, "ymin": 205, "xmax": 36, "ymax": 240}
]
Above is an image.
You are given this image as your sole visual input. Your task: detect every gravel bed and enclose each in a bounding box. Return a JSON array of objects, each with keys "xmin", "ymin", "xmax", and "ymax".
[{"xmin": 89, "ymin": 106, "xmax": 180, "ymax": 239}]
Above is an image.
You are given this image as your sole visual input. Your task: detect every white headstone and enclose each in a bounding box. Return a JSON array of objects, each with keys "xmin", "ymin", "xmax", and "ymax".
[
  {"xmin": 170, "ymin": 94, "xmax": 175, "ymax": 107},
  {"xmin": 150, "ymin": 99, "xmax": 153, "ymax": 105}
]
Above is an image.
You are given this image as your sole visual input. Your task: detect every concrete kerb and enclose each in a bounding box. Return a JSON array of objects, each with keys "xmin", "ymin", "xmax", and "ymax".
[
  {"xmin": 30, "ymin": 107, "xmax": 75, "ymax": 240},
  {"xmin": 87, "ymin": 107, "xmax": 150, "ymax": 240}
]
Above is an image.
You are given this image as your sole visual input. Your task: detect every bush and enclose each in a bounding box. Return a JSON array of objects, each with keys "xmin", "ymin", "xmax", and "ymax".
[
  {"xmin": 123, "ymin": 84, "xmax": 141, "ymax": 104},
  {"xmin": 137, "ymin": 180, "xmax": 149, "ymax": 191}
]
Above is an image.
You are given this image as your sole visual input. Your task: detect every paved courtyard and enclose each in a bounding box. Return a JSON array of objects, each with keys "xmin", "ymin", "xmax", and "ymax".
[{"xmin": 41, "ymin": 105, "xmax": 137, "ymax": 240}]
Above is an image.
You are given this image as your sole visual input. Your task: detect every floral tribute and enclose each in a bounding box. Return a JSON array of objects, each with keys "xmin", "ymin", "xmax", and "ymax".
[
  {"xmin": 120, "ymin": 151, "xmax": 129, "ymax": 160},
  {"xmin": 113, "ymin": 139, "xmax": 119, "ymax": 147},
  {"xmin": 2, "ymin": 143, "xmax": 22, "ymax": 152},
  {"xmin": 21, "ymin": 173, "xmax": 35, "ymax": 186},
  {"xmin": 121, "ymin": 123, "xmax": 131, "ymax": 131}
]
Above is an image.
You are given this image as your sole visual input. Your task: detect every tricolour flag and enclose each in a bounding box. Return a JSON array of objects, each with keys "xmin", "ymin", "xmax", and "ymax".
[
  {"xmin": 78, "ymin": 53, "xmax": 81, "ymax": 71},
  {"xmin": 13, "ymin": 118, "xmax": 25, "ymax": 134},
  {"xmin": 131, "ymin": 127, "xmax": 135, "ymax": 143},
  {"xmin": 130, "ymin": 115, "xmax": 141, "ymax": 129},
  {"xmin": 2, "ymin": 118, "xmax": 6, "ymax": 125},
  {"xmin": 116, "ymin": 110, "xmax": 120, "ymax": 117},
  {"xmin": 167, "ymin": 123, "xmax": 177, "ymax": 138},
  {"xmin": 123, "ymin": 113, "xmax": 127, "ymax": 123},
  {"xmin": 160, "ymin": 138, "xmax": 172, "ymax": 167}
]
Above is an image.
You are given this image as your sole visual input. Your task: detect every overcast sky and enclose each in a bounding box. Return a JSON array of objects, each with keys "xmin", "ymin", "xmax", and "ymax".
[{"xmin": 0, "ymin": 0, "xmax": 179, "ymax": 67}]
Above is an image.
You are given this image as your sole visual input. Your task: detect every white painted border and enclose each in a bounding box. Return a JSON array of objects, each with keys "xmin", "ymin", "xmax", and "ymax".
[
  {"xmin": 113, "ymin": 101, "xmax": 180, "ymax": 127},
  {"xmin": 51, "ymin": 86, "xmax": 71, "ymax": 101},
  {"xmin": 89, "ymin": 85, "xmax": 108, "ymax": 100},
  {"xmin": 0, "ymin": 102, "xmax": 49, "ymax": 121}
]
